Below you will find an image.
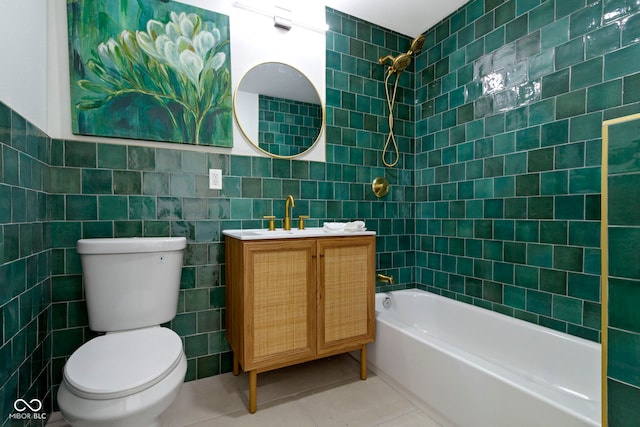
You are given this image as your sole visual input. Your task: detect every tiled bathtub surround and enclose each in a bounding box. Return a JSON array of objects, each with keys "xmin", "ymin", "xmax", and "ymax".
[{"xmin": 415, "ymin": 0, "xmax": 640, "ymax": 341}]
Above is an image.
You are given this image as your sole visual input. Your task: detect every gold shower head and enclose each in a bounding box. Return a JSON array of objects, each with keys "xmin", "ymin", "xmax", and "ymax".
[{"xmin": 378, "ymin": 34, "xmax": 426, "ymax": 74}]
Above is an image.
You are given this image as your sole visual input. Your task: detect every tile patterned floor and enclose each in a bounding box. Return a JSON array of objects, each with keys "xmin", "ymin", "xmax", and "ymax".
[{"xmin": 47, "ymin": 354, "xmax": 454, "ymax": 427}]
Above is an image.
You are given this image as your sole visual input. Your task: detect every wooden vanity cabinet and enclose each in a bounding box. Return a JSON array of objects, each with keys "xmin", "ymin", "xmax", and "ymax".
[{"xmin": 225, "ymin": 235, "xmax": 375, "ymax": 413}]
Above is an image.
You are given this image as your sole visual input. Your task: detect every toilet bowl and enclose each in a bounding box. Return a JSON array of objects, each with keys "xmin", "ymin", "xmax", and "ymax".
[
  {"xmin": 57, "ymin": 237, "xmax": 188, "ymax": 427},
  {"xmin": 58, "ymin": 327, "xmax": 186, "ymax": 427}
]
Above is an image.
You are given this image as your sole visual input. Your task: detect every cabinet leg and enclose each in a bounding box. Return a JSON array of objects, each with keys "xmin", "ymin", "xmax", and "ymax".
[
  {"xmin": 360, "ymin": 344, "xmax": 367, "ymax": 380},
  {"xmin": 232, "ymin": 351, "xmax": 239, "ymax": 376},
  {"xmin": 249, "ymin": 370, "xmax": 257, "ymax": 413}
]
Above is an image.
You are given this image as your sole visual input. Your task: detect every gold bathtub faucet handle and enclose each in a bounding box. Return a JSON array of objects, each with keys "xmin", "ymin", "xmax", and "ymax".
[
  {"xmin": 283, "ymin": 195, "xmax": 295, "ymax": 230},
  {"xmin": 298, "ymin": 215, "xmax": 309, "ymax": 230},
  {"xmin": 263, "ymin": 215, "xmax": 276, "ymax": 231}
]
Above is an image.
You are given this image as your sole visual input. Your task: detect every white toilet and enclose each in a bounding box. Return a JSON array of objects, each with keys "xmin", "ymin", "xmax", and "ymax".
[{"xmin": 57, "ymin": 237, "xmax": 188, "ymax": 427}]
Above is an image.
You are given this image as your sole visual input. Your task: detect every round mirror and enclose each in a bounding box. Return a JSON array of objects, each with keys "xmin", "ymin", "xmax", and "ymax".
[{"xmin": 233, "ymin": 62, "xmax": 324, "ymax": 158}]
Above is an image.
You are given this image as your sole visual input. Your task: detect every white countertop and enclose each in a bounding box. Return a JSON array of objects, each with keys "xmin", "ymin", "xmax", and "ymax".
[{"xmin": 223, "ymin": 227, "xmax": 376, "ymax": 240}]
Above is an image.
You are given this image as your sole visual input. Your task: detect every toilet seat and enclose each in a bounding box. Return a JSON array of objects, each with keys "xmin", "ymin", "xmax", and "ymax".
[{"xmin": 63, "ymin": 327, "xmax": 183, "ymax": 400}]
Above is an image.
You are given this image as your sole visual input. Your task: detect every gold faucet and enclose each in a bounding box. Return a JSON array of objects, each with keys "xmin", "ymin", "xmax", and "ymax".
[
  {"xmin": 377, "ymin": 273, "xmax": 394, "ymax": 285},
  {"xmin": 283, "ymin": 195, "xmax": 295, "ymax": 230}
]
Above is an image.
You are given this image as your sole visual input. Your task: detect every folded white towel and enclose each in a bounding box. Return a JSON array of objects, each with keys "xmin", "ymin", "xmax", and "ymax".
[
  {"xmin": 345, "ymin": 220, "xmax": 366, "ymax": 231},
  {"xmin": 323, "ymin": 222, "xmax": 346, "ymax": 231},
  {"xmin": 323, "ymin": 221, "xmax": 366, "ymax": 232}
]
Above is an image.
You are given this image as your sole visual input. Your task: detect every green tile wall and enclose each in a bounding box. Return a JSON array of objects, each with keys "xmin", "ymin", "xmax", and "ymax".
[
  {"xmin": 607, "ymin": 115, "xmax": 640, "ymax": 427},
  {"xmin": 325, "ymin": 8, "xmax": 416, "ymax": 289},
  {"xmin": 0, "ymin": 101, "xmax": 51, "ymax": 426},
  {"xmin": 258, "ymin": 95, "xmax": 323, "ymax": 157},
  {"xmin": 414, "ymin": 0, "xmax": 639, "ymax": 345}
]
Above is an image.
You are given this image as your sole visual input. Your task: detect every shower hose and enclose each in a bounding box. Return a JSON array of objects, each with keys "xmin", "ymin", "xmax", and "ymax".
[{"xmin": 383, "ymin": 67, "xmax": 401, "ymax": 167}]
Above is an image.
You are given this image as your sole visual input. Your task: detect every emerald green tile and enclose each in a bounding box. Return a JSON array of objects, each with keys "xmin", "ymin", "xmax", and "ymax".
[
  {"xmin": 65, "ymin": 141, "xmax": 96, "ymax": 167},
  {"xmin": 555, "ymin": 90, "xmax": 586, "ymax": 120},
  {"xmin": 586, "ymin": 23, "xmax": 621, "ymax": 59},
  {"xmin": 568, "ymin": 272, "xmax": 600, "ymax": 302},
  {"xmin": 505, "ymin": 197, "xmax": 527, "ymax": 219},
  {"xmin": 622, "ymin": 12, "xmax": 640, "ymax": 46},
  {"xmin": 584, "ymin": 248, "xmax": 601, "ymax": 274},
  {"xmin": 143, "ymin": 172, "xmax": 169, "ymax": 195},
  {"xmin": 604, "ymin": 0, "xmax": 640, "ymax": 24},
  {"xmin": 196, "ymin": 354, "xmax": 220, "ymax": 379},
  {"xmin": 570, "ymin": 219, "xmax": 600, "ymax": 252},
  {"xmin": 529, "ymin": 0, "xmax": 555, "ymax": 31},
  {"xmin": 542, "ymin": 69, "xmax": 570, "ymax": 99},
  {"xmin": 553, "ymin": 245, "xmax": 583, "ymax": 271},
  {"xmin": 608, "ymin": 379, "xmax": 640, "ymax": 427},
  {"xmin": 555, "ymin": 142, "xmax": 584, "ymax": 169},
  {"xmin": 528, "ymin": 243, "xmax": 553, "ymax": 267},
  {"xmin": 623, "ymin": 72, "xmax": 640, "ymax": 104},
  {"xmin": 605, "ymin": 42, "xmax": 640, "ymax": 80},
  {"xmin": 483, "ymin": 280, "xmax": 503, "ymax": 303},
  {"xmin": 504, "ymin": 284, "xmax": 526, "ymax": 309},
  {"xmin": 553, "ymin": 295, "xmax": 582, "ymax": 324},
  {"xmin": 556, "ymin": 0, "xmax": 585, "ymax": 18},
  {"xmin": 555, "ymin": 195, "xmax": 584, "ymax": 219},
  {"xmin": 541, "ymin": 17, "xmax": 569, "ymax": 51},
  {"xmin": 528, "ymin": 148, "xmax": 554, "ymax": 172},
  {"xmin": 528, "ymin": 50, "xmax": 554, "ymax": 80},
  {"xmin": 495, "ymin": 0, "xmax": 515, "ymax": 26},
  {"xmin": 197, "ymin": 309, "xmax": 221, "ymax": 333},
  {"xmin": 113, "ymin": 171, "xmax": 141, "ymax": 195},
  {"xmin": 185, "ymin": 334, "xmax": 208, "ymax": 358},
  {"xmin": 49, "ymin": 167, "xmax": 80, "ymax": 194},
  {"xmin": 52, "ymin": 328, "xmax": 84, "ymax": 357},
  {"xmin": 540, "ymin": 268, "xmax": 567, "ymax": 294},
  {"xmin": 610, "ymin": 277, "xmax": 640, "ymax": 333},
  {"xmin": 98, "ymin": 196, "xmax": 128, "ymax": 220},
  {"xmin": 527, "ymin": 289, "xmax": 552, "ymax": 316},
  {"xmin": 515, "ymin": 220, "xmax": 539, "ymax": 242},
  {"xmin": 528, "ymin": 196, "xmax": 553, "ymax": 219},
  {"xmin": 541, "ymin": 170, "xmax": 568, "ymax": 195},
  {"xmin": 506, "ymin": 14, "xmax": 528, "ymax": 43},
  {"xmin": 570, "ymin": 112, "xmax": 602, "ymax": 142},
  {"xmin": 540, "ymin": 220, "xmax": 568, "ymax": 244},
  {"xmin": 504, "ymin": 241, "xmax": 526, "ymax": 263},
  {"xmin": 571, "ymin": 57, "xmax": 603, "ymax": 90},
  {"xmin": 66, "ymin": 195, "xmax": 97, "ymax": 220},
  {"xmin": 156, "ymin": 148, "xmax": 182, "ymax": 172},
  {"xmin": 569, "ymin": 2, "xmax": 602, "ymax": 39},
  {"xmin": 587, "ymin": 80, "xmax": 622, "ymax": 112},
  {"xmin": 129, "ymin": 196, "xmax": 156, "ymax": 219},
  {"xmin": 515, "ymin": 173, "xmax": 540, "ymax": 196},
  {"xmin": 610, "ymin": 173, "xmax": 640, "ymax": 225},
  {"xmin": 609, "ymin": 227, "xmax": 640, "ymax": 279},
  {"xmin": 97, "ymin": 143, "xmax": 127, "ymax": 169},
  {"xmin": 608, "ymin": 328, "xmax": 640, "ymax": 387},
  {"xmin": 127, "ymin": 146, "xmax": 155, "ymax": 170},
  {"xmin": 528, "ymin": 99, "xmax": 555, "ymax": 125},
  {"xmin": 569, "ymin": 167, "xmax": 600, "ymax": 194}
]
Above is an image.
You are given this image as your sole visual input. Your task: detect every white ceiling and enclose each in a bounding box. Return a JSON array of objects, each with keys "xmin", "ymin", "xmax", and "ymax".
[{"xmin": 323, "ymin": 0, "xmax": 470, "ymax": 37}]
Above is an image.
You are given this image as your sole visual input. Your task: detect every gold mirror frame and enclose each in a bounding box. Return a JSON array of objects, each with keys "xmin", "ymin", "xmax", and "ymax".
[{"xmin": 233, "ymin": 62, "xmax": 325, "ymax": 159}]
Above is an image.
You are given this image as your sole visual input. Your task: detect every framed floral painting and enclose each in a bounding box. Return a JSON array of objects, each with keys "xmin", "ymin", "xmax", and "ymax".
[{"xmin": 67, "ymin": 0, "xmax": 233, "ymax": 147}]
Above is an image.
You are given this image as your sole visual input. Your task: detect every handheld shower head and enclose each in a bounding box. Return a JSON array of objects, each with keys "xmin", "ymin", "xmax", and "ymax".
[
  {"xmin": 408, "ymin": 34, "xmax": 426, "ymax": 55},
  {"xmin": 378, "ymin": 34, "xmax": 426, "ymax": 74},
  {"xmin": 391, "ymin": 53, "xmax": 412, "ymax": 73}
]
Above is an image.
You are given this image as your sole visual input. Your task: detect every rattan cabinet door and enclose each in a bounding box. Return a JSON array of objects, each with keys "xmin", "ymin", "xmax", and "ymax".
[
  {"xmin": 317, "ymin": 236, "xmax": 375, "ymax": 354},
  {"xmin": 244, "ymin": 239, "xmax": 317, "ymax": 370}
]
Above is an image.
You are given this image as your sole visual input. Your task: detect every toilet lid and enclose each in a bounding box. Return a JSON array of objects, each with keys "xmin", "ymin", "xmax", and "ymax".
[{"xmin": 63, "ymin": 327, "xmax": 184, "ymax": 400}]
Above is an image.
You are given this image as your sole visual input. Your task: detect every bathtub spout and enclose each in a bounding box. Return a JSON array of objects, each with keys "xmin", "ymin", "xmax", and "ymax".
[{"xmin": 377, "ymin": 273, "xmax": 394, "ymax": 285}]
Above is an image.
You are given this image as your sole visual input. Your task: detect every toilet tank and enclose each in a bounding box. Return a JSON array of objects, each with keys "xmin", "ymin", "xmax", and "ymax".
[{"xmin": 77, "ymin": 237, "xmax": 187, "ymax": 332}]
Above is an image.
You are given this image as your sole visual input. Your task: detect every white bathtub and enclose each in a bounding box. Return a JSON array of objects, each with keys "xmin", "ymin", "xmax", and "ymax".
[{"xmin": 368, "ymin": 289, "xmax": 601, "ymax": 427}]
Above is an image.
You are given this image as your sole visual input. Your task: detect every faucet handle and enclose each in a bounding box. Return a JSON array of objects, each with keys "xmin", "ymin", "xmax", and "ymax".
[
  {"xmin": 263, "ymin": 215, "xmax": 276, "ymax": 231},
  {"xmin": 298, "ymin": 215, "xmax": 310, "ymax": 230}
]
